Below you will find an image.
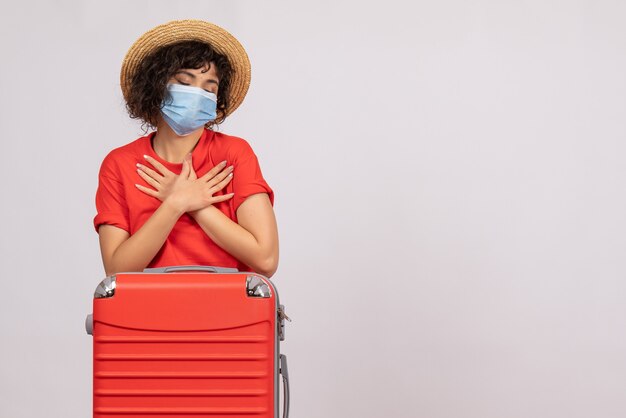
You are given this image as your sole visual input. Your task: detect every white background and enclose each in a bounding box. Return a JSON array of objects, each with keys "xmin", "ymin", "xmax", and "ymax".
[{"xmin": 1, "ymin": 1, "xmax": 625, "ymax": 417}]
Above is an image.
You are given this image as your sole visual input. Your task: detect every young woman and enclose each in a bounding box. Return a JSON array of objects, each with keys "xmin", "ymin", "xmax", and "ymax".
[{"xmin": 93, "ymin": 20, "xmax": 278, "ymax": 278}]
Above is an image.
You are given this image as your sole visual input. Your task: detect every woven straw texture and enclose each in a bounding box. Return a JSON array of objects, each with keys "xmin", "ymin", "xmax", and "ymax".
[{"xmin": 120, "ymin": 19, "xmax": 251, "ymax": 118}]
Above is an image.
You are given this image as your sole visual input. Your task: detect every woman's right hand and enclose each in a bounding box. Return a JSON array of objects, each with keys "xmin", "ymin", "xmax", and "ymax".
[{"xmin": 165, "ymin": 157, "xmax": 234, "ymax": 214}]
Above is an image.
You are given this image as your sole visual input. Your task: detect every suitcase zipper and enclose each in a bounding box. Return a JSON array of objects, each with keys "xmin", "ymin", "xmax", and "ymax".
[
  {"xmin": 277, "ymin": 304, "xmax": 291, "ymax": 342},
  {"xmin": 277, "ymin": 305, "xmax": 291, "ymax": 322}
]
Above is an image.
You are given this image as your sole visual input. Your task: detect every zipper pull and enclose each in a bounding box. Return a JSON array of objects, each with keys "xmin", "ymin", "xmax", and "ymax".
[{"xmin": 278, "ymin": 305, "xmax": 292, "ymax": 322}]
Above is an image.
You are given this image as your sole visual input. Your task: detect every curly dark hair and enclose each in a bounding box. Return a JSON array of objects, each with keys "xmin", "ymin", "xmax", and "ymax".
[{"xmin": 125, "ymin": 40, "xmax": 233, "ymax": 133}]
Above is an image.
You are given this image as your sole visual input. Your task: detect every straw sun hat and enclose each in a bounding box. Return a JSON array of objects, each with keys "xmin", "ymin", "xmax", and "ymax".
[{"xmin": 120, "ymin": 19, "xmax": 251, "ymax": 118}]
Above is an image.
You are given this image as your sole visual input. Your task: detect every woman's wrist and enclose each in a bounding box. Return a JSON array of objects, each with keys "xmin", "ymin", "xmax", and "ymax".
[
  {"xmin": 187, "ymin": 205, "xmax": 213, "ymax": 219},
  {"xmin": 162, "ymin": 197, "xmax": 187, "ymax": 218}
]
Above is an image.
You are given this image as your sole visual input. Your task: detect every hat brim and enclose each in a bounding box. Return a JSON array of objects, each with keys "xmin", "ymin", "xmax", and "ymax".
[{"xmin": 120, "ymin": 19, "xmax": 251, "ymax": 120}]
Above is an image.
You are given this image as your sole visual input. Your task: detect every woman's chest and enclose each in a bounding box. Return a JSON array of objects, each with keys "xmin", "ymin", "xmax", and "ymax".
[{"xmin": 121, "ymin": 156, "xmax": 236, "ymax": 234}]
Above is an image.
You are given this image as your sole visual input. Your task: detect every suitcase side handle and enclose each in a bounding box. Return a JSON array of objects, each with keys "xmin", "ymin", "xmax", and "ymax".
[
  {"xmin": 280, "ymin": 354, "xmax": 290, "ymax": 418},
  {"xmin": 142, "ymin": 265, "xmax": 240, "ymax": 273}
]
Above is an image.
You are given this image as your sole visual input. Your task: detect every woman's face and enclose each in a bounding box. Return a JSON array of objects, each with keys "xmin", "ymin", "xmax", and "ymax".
[{"xmin": 167, "ymin": 62, "xmax": 220, "ymax": 96}]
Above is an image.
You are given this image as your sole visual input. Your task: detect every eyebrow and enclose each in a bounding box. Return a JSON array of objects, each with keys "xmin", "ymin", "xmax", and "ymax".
[{"xmin": 176, "ymin": 70, "xmax": 219, "ymax": 85}]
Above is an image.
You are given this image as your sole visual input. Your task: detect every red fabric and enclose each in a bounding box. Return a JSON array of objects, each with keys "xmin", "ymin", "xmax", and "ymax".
[{"xmin": 93, "ymin": 128, "xmax": 274, "ymax": 271}]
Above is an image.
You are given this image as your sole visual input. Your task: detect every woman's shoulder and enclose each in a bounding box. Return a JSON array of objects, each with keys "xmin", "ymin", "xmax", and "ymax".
[
  {"xmin": 99, "ymin": 134, "xmax": 149, "ymax": 176},
  {"xmin": 211, "ymin": 130, "xmax": 258, "ymax": 161}
]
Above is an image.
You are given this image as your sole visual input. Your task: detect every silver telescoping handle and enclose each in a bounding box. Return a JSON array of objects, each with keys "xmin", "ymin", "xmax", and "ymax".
[
  {"xmin": 280, "ymin": 354, "xmax": 290, "ymax": 418},
  {"xmin": 142, "ymin": 265, "xmax": 240, "ymax": 273}
]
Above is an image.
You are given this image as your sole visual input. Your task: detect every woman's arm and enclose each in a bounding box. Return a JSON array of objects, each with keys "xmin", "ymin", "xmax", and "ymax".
[
  {"xmin": 98, "ymin": 199, "xmax": 185, "ymax": 276},
  {"xmin": 188, "ymin": 193, "xmax": 279, "ymax": 277}
]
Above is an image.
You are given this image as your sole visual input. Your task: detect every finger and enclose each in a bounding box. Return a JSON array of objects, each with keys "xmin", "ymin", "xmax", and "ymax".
[
  {"xmin": 143, "ymin": 155, "xmax": 172, "ymax": 176},
  {"xmin": 134, "ymin": 183, "xmax": 159, "ymax": 198},
  {"xmin": 209, "ymin": 172, "xmax": 234, "ymax": 194},
  {"xmin": 137, "ymin": 163, "xmax": 164, "ymax": 181},
  {"xmin": 200, "ymin": 160, "xmax": 228, "ymax": 182},
  {"xmin": 181, "ymin": 158, "xmax": 191, "ymax": 178},
  {"xmin": 212, "ymin": 192, "xmax": 235, "ymax": 203},
  {"xmin": 187, "ymin": 155, "xmax": 197, "ymax": 180},
  {"xmin": 207, "ymin": 166, "xmax": 233, "ymax": 188},
  {"xmin": 136, "ymin": 168, "xmax": 161, "ymax": 189}
]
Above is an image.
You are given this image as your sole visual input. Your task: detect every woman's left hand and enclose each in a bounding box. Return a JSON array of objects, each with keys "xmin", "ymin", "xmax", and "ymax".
[{"xmin": 136, "ymin": 153, "xmax": 198, "ymax": 202}]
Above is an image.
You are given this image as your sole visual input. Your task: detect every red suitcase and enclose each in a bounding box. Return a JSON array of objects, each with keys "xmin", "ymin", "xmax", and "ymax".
[{"xmin": 85, "ymin": 265, "xmax": 290, "ymax": 418}]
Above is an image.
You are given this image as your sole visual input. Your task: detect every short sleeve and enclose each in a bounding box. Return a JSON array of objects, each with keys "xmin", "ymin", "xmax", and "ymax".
[
  {"xmin": 93, "ymin": 154, "xmax": 130, "ymax": 234},
  {"xmin": 230, "ymin": 142, "xmax": 275, "ymax": 214}
]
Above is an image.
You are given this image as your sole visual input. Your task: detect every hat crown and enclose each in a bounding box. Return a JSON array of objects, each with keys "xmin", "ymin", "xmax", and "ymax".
[{"xmin": 120, "ymin": 19, "xmax": 251, "ymax": 121}]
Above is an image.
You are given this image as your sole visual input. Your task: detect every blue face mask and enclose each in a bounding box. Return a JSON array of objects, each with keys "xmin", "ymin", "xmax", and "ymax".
[{"xmin": 160, "ymin": 83, "xmax": 218, "ymax": 136}]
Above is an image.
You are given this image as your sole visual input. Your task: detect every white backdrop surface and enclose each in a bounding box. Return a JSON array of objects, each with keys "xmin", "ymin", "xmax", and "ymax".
[{"xmin": 1, "ymin": 1, "xmax": 625, "ymax": 417}]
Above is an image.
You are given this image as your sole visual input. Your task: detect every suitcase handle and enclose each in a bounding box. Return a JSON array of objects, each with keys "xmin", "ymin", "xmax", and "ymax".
[
  {"xmin": 142, "ymin": 265, "xmax": 240, "ymax": 273},
  {"xmin": 280, "ymin": 354, "xmax": 290, "ymax": 418}
]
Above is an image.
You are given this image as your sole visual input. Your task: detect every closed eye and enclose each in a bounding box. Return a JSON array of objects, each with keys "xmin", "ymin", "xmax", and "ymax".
[{"xmin": 175, "ymin": 79, "xmax": 214, "ymax": 94}]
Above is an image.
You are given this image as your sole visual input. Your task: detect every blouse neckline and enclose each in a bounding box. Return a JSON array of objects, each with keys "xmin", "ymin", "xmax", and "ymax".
[{"xmin": 144, "ymin": 128, "xmax": 212, "ymax": 170}]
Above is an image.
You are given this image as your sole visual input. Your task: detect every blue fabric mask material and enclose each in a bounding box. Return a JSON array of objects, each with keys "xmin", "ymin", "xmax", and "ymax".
[{"xmin": 160, "ymin": 83, "xmax": 217, "ymax": 136}]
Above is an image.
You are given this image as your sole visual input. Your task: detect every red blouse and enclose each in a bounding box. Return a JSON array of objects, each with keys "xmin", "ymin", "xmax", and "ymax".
[{"xmin": 93, "ymin": 128, "xmax": 274, "ymax": 271}]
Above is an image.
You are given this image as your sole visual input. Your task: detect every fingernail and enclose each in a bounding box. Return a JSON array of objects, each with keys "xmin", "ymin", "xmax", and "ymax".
[{"xmin": 221, "ymin": 160, "xmax": 227, "ymax": 165}]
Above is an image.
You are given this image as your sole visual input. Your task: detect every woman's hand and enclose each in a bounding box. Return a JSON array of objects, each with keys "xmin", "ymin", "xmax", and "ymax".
[{"xmin": 135, "ymin": 154, "xmax": 235, "ymax": 213}]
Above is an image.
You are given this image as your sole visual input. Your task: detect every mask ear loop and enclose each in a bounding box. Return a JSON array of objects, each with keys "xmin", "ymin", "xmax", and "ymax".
[
  {"xmin": 205, "ymin": 114, "xmax": 220, "ymax": 131},
  {"xmin": 205, "ymin": 99, "xmax": 224, "ymax": 131}
]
